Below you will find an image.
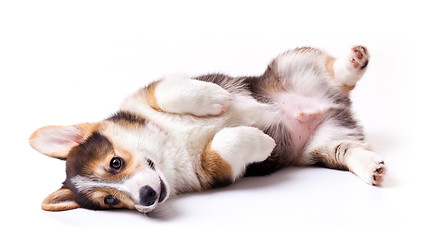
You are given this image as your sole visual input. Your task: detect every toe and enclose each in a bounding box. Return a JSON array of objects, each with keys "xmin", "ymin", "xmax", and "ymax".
[
  {"xmin": 376, "ymin": 166, "xmax": 384, "ymax": 174},
  {"xmin": 355, "ymin": 50, "xmax": 363, "ymax": 59},
  {"xmin": 372, "ymin": 174, "xmax": 382, "ymax": 186},
  {"xmin": 351, "ymin": 59, "xmax": 360, "ymax": 68},
  {"xmin": 360, "ymin": 60, "xmax": 369, "ymax": 70}
]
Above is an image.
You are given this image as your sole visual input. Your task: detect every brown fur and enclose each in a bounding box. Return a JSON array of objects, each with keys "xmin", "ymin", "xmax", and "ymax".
[
  {"xmin": 64, "ymin": 123, "xmax": 146, "ymax": 182},
  {"xmin": 29, "ymin": 122, "xmax": 101, "ymax": 159},
  {"xmin": 335, "ymin": 84, "xmax": 356, "ymax": 97},
  {"xmin": 84, "ymin": 144, "xmax": 142, "ymax": 182},
  {"xmin": 31, "ymin": 45, "xmax": 380, "ymax": 213},
  {"xmin": 89, "ymin": 190, "xmax": 135, "ymax": 210},
  {"xmin": 198, "ymin": 143, "xmax": 233, "ymax": 190},
  {"xmin": 309, "ymin": 142, "xmax": 369, "ymax": 170},
  {"xmin": 41, "ymin": 188, "xmax": 79, "ymax": 211},
  {"xmin": 325, "ymin": 56, "xmax": 336, "ymax": 77},
  {"xmin": 144, "ymin": 80, "xmax": 163, "ymax": 112}
]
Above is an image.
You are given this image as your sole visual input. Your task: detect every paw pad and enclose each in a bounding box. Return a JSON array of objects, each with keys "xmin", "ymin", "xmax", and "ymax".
[
  {"xmin": 372, "ymin": 161, "xmax": 385, "ymax": 186},
  {"xmin": 351, "ymin": 46, "xmax": 369, "ymax": 70}
]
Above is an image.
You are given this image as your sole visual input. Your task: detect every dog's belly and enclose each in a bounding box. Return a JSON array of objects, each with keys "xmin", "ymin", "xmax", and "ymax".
[{"xmin": 274, "ymin": 92, "xmax": 327, "ymax": 155}]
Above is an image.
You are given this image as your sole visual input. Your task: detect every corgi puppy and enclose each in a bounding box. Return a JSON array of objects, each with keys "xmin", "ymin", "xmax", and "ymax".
[{"xmin": 29, "ymin": 45, "xmax": 385, "ymax": 214}]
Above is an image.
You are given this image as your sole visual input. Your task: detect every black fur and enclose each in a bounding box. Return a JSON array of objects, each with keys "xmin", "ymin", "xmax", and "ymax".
[
  {"xmin": 65, "ymin": 132, "xmax": 114, "ymax": 210},
  {"xmin": 195, "ymin": 73, "xmax": 293, "ymax": 176},
  {"xmin": 107, "ymin": 111, "xmax": 147, "ymax": 125}
]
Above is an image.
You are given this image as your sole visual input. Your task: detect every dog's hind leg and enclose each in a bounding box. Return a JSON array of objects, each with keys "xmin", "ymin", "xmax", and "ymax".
[
  {"xmin": 301, "ymin": 122, "xmax": 385, "ymax": 186},
  {"xmin": 326, "ymin": 45, "xmax": 370, "ymax": 96},
  {"xmin": 311, "ymin": 141, "xmax": 385, "ymax": 186},
  {"xmin": 197, "ymin": 126, "xmax": 276, "ymax": 189}
]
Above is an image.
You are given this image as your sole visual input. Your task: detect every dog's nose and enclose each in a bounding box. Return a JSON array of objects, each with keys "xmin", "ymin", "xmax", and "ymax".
[{"xmin": 139, "ymin": 185, "xmax": 157, "ymax": 206}]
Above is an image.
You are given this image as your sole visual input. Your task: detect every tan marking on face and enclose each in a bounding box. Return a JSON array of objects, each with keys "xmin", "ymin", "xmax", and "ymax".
[
  {"xmin": 325, "ymin": 56, "xmax": 336, "ymax": 77},
  {"xmin": 89, "ymin": 189, "xmax": 135, "ymax": 210},
  {"xmin": 78, "ymin": 122, "xmax": 145, "ymax": 182},
  {"xmin": 113, "ymin": 147, "xmax": 143, "ymax": 178},
  {"xmin": 85, "ymin": 145, "xmax": 143, "ymax": 182},
  {"xmin": 144, "ymin": 80, "xmax": 163, "ymax": 112},
  {"xmin": 198, "ymin": 143, "xmax": 233, "ymax": 190}
]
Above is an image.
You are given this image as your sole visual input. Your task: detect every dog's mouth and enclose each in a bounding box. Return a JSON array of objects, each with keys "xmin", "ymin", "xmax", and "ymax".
[{"xmin": 158, "ymin": 178, "xmax": 167, "ymax": 203}]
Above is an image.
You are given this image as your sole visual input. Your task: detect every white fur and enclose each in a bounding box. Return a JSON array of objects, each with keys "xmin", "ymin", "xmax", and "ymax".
[
  {"xmin": 71, "ymin": 169, "xmax": 166, "ymax": 213},
  {"xmin": 333, "ymin": 58, "xmax": 359, "ymax": 87},
  {"xmin": 32, "ymin": 45, "xmax": 383, "ymax": 213},
  {"xmin": 71, "ymin": 175, "xmax": 126, "ymax": 193},
  {"xmin": 211, "ymin": 127, "xmax": 276, "ymax": 180},
  {"xmin": 332, "ymin": 47, "xmax": 369, "ymax": 89},
  {"xmin": 155, "ymin": 78, "xmax": 233, "ymax": 116},
  {"xmin": 29, "ymin": 125, "xmax": 84, "ymax": 157},
  {"xmin": 120, "ymin": 78, "xmax": 281, "ymax": 193},
  {"xmin": 345, "ymin": 147, "xmax": 385, "ymax": 185},
  {"xmin": 123, "ymin": 171, "xmax": 164, "ymax": 212}
]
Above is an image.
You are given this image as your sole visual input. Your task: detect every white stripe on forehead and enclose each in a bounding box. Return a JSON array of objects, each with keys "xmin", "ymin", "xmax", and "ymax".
[
  {"xmin": 71, "ymin": 175, "xmax": 129, "ymax": 193},
  {"xmin": 100, "ymin": 121, "xmax": 168, "ymax": 165},
  {"xmin": 71, "ymin": 175, "xmax": 142, "ymax": 204},
  {"xmin": 70, "ymin": 170, "xmax": 161, "ymax": 204}
]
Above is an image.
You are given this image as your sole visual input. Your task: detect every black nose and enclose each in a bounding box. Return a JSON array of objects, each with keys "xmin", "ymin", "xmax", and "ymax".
[{"xmin": 139, "ymin": 186, "xmax": 157, "ymax": 206}]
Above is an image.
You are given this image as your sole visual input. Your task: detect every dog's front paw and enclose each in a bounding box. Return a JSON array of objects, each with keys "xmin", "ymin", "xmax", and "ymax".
[
  {"xmin": 185, "ymin": 81, "xmax": 233, "ymax": 116},
  {"xmin": 211, "ymin": 126, "xmax": 276, "ymax": 179},
  {"xmin": 213, "ymin": 126, "xmax": 276, "ymax": 165},
  {"xmin": 155, "ymin": 79, "xmax": 233, "ymax": 116}
]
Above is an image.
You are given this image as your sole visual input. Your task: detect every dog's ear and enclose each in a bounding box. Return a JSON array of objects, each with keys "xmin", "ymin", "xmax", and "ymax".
[
  {"xmin": 29, "ymin": 123, "xmax": 95, "ymax": 159},
  {"xmin": 41, "ymin": 187, "xmax": 79, "ymax": 211}
]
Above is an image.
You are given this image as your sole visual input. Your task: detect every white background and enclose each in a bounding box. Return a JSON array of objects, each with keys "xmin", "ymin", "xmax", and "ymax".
[{"xmin": 0, "ymin": 0, "xmax": 431, "ymax": 239}]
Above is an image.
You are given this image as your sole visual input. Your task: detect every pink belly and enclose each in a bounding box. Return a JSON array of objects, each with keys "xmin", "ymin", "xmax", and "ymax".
[{"xmin": 275, "ymin": 93, "xmax": 327, "ymax": 155}]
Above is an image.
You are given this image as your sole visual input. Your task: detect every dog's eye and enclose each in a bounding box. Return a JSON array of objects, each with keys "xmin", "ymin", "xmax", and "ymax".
[
  {"xmin": 110, "ymin": 157, "xmax": 123, "ymax": 170},
  {"xmin": 104, "ymin": 195, "xmax": 119, "ymax": 206}
]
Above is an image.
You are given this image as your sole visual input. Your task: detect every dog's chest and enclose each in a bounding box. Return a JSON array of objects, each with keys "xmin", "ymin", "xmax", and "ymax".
[{"xmin": 159, "ymin": 126, "xmax": 215, "ymax": 192}]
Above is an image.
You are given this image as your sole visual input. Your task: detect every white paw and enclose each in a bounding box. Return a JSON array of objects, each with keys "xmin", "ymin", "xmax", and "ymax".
[
  {"xmin": 211, "ymin": 127, "xmax": 276, "ymax": 178},
  {"xmin": 350, "ymin": 45, "xmax": 369, "ymax": 71},
  {"xmin": 156, "ymin": 79, "xmax": 233, "ymax": 116},
  {"xmin": 333, "ymin": 45, "xmax": 370, "ymax": 88},
  {"xmin": 189, "ymin": 81, "xmax": 233, "ymax": 116},
  {"xmin": 347, "ymin": 148, "xmax": 385, "ymax": 186}
]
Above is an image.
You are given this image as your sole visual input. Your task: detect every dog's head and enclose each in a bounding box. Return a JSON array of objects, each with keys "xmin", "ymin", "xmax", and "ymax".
[{"xmin": 29, "ymin": 112, "xmax": 170, "ymax": 213}]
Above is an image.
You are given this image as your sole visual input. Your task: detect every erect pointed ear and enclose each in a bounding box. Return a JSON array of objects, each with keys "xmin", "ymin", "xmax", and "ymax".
[
  {"xmin": 41, "ymin": 187, "xmax": 80, "ymax": 211},
  {"xmin": 29, "ymin": 123, "xmax": 96, "ymax": 159}
]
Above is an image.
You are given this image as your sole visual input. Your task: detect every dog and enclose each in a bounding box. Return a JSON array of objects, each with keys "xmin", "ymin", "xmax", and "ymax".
[{"xmin": 29, "ymin": 45, "xmax": 385, "ymax": 213}]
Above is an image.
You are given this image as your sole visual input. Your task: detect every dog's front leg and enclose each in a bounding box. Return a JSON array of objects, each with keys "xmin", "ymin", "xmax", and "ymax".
[
  {"xmin": 197, "ymin": 126, "xmax": 276, "ymax": 190},
  {"xmin": 143, "ymin": 76, "xmax": 233, "ymax": 116}
]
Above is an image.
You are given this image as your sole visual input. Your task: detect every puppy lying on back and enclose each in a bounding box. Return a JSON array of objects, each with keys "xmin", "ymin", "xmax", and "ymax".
[{"xmin": 30, "ymin": 45, "xmax": 384, "ymax": 213}]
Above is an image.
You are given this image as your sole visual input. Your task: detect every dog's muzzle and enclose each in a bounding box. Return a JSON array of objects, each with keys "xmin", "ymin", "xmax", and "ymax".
[{"xmin": 135, "ymin": 178, "xmax": 168, "ymax": 213}]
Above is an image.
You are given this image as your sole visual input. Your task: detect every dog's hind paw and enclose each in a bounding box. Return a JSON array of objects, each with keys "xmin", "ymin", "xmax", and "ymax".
[
  {"xmin": 347, "ymin": 148, "xmax": 386, "ymax": 186},
  {"xmin": 350, "ymin": 46, "xmax": 369, "ymax": 70},
  {"xmin": 372, "ymin": 161, "xmax": 385, "ymax": 186}
]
